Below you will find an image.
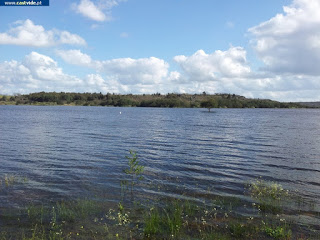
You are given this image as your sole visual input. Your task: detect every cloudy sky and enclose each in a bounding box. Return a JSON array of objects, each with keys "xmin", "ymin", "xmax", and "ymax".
[{"xmin": 0, "ymin": 0, "xmax": 320, "ymax": 102}]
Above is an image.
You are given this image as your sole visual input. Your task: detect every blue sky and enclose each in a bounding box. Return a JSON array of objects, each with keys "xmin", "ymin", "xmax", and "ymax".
[{"xmin": 1, "ymin": 0, "xmax": 319, "ymax": 101}]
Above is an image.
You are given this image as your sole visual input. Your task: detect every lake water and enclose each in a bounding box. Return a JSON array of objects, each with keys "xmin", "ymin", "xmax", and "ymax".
[{"xmin": 1, "ymin": 106, "xmax": 320, "ymax": 224}]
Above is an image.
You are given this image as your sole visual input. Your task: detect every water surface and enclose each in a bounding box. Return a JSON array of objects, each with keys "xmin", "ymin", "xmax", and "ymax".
[{"xmin": 1, "ymin": 106, "xmax": 320, "ymax": 223}]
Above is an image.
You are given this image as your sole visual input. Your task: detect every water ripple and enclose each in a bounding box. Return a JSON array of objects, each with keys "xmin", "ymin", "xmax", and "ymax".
[{"xmin": 0, "ymin": 106, "xmax": 320, "ymax": 221}]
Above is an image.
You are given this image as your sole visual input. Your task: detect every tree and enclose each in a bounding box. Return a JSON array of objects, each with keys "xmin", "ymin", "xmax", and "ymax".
[
  {"xmin": 201, "ymin": 98, "xmax": 217, "ymax": 112},
  {"xmin": 122, "ymin": 150, "xmax": 144, "ymax": 199}
]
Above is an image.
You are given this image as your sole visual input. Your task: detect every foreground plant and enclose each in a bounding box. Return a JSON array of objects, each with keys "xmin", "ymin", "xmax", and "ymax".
[
  {"xmin": 0, "ymin": 174, "xmax": 28, "ymax": 189},
  {"xmin": 121, "ymin": 150, "xmax": 144, "ymax": 198},
  {"xmin": 248, "ymin": 179, "xmax": 289, "ymax": 214}
]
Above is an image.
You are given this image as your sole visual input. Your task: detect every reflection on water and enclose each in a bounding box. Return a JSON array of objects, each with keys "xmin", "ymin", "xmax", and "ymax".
[{"xmin": 0, "ymin": 106, "xmax": 320, "ymax": 223}]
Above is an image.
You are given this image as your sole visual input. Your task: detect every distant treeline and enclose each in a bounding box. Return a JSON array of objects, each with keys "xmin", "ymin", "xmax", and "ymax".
[
  {"xmin": 297, "ymin": 102, "xmax": 320, "ymax": 108},
  {"xmin": 0, "ymin": 92, "xmax": 308, "ymax": 108}
]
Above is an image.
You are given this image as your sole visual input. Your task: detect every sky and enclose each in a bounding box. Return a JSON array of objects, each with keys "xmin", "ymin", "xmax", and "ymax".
[{"xmin": 0, "ymin": 0, "xmax": 320, "ymax": 102}]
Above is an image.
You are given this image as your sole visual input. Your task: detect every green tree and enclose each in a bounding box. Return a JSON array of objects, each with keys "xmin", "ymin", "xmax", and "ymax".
[
  {"xmin": 200, "ymin": 98, "xmax": 217, "ymax": 112},
  {"xmin": 122, "ymin": 150, "xmax": 144, "ymax": 199}
]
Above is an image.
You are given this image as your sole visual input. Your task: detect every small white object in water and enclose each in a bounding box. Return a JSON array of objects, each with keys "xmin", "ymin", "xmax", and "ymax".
[{"xmin": 120, "ymin": 112, "xmax": 122, "ymax": 114}]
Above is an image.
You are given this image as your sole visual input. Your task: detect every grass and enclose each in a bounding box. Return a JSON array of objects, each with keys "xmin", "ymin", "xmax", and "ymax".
[
  {"xmin": 0, "ymin": 194, "xmax": 318, "ymax": 239},
  {"xmin": 144, "ymin": 208, "xmax": 161, "ymax": 236},
  {"xmin": 262, "ymin": 224, "xmax": 292, "ymax": 240}
]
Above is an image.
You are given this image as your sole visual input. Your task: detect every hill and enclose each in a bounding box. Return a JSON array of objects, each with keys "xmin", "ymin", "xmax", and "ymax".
[{"xmin": 0, "ymin": 92, "xmax": 309, "ymax": 109}]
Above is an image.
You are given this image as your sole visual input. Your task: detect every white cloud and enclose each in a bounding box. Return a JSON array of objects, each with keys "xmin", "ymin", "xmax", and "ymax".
[
  {"xmin": 2, "ymin": 50, "xmax": 320, "ymax": 102},
  {"xmin": 72, "ymin": 0, "xmax": 126, "ymax": 22},
  {"xmin": 0, "ymin": 19, "xmax": 86, "ymax": 47},
  {"xmin": 56, "ymin": 49, "xmax": 93, "ymax": 66},
  {"xmin": 249, "ymin": 0, "xmax": 320, "ymax": 75},
  {"xmin": 58, "ymin": 31, "xmax": 86, "ymax": 46},
  {"xmin": 53, "ymin": 47, "xmax": 320, "ymax": 101},
  {"xmin": 23, "ymin": 52, "xmax": 65, "ymax": 81},
  {"xmin": 96, "ymin": 57, "xmax": 169, "ymax": 85},
  {"xmin": 57, "ymin": 49, "xmax": 171, "ymax": 85},
  {"xmin": 174, "ymin": 47, "xmax": 251, "ymax": 82},
  {"xmin": 0, "ymin": 51, "xmax": 172, "ymax": 95},
  {"xmin": 168, "ymin": 71, "xmax": 181, "ymax": 81},
  {"xmin": 72, "ymin": 0, "xmax": 107, "ymax": 22},
  {"xmin": 84, "ymin": 73, "xmax": 136, "ymax": 93},
  {"xmin": 86, "ymin": 73, "xmax": 105, "ymax": 86},
  {"xmin": 0, "ymin": 52, "xmax": 83, "ymax": 94}
]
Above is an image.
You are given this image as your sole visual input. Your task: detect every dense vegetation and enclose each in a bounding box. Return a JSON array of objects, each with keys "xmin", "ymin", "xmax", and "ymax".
[{"xmin": 0, "ymin": 92, "xmax": 307, "ymax": 108}]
